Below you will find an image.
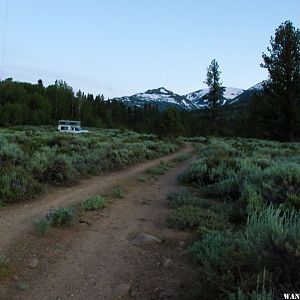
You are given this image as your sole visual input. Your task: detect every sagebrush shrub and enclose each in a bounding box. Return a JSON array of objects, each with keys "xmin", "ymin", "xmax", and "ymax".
[
  {"xmin": 180, "ymin": 138, "xmax": 300, "ymax": 299},
  {"xmin": 147, "ymin": 161, "xmax": 170, "ymax": 175},
  {"xmin": 33, "ymin": 218, "xmax": 50, "ymax": 236},
  {"xmin": 0, "ymin": 142, "xmax": 27, "ymax": 167},
  {"xmin": 167, "ymin": 188, "xmax": 200, "ymax": 208},
  {"xmin": 0, "ymin": 128, "xmax": 180, "ymax": 204},
  {"xmin": 81, "ymin": 196, "xmax": 106, "ymax": 210},
  {"xmin": 245, "ymin": 206, "xmax": 300, "ymax": 249},
  {"xmin": 0, "ymin": 254, "xmax": 10, "ymax": 280},
  {"xmin": 112, "ymin": 187, "xmax": 124, "ymax": 198},
  {"xmin": 172, "ymin": 152, "xmax": 192, "ymax": 162},
  {"xmin": 44, "ymin": 154, "xmax": 77, "ymax": 185},
  {"xmin": 47, "ymin": 207, "xmax": 76, "ymax": 227},
  {"xmin": 0, "ymin": 167, "xmax": 40, "ymax": 204},
  {"xmin": 167, "ymin": 205, "xmax": 228, "ymax": 232}
]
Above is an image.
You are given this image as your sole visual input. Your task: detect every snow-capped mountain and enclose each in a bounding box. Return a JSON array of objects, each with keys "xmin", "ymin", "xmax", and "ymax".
[
  {"xmin": 230, "ymin": 81, "xmax": 265, "ymax": 105},
  {"xmin": 114, "ymin": 87, "xmax": 198, "ymax": 111},
  {"xmin": 114, "ymin": 84, "xmax": 264, "ymax": 111},
  {"xmin": 185, "ymin": 87, "xmax": 244, "ymax": 108}
]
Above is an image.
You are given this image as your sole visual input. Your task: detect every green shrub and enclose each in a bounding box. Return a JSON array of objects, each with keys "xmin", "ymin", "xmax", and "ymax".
[
  {"xmin": 190, "ymin": 230, "xmax": 238, "ymax": 267},
  {"xmin": 189, "ymin": 230, "xmax": 244, "ymax": 299},
  {"xmin": 200, "ymin": 139, "xmax": 237, "ymax": 158},
  {"xmin": 147, "ymin": 161, "xmax": 170, "ymax": 175},
  {"xmin": 189, "ymin": 206, "xmax": 300, "ymax": 298},
  {"xmin": 30, "ymin": 147, "xmax": 53, "ymax": 181},
  {"xmin": 138, "ymin": 175, "xmax": 146, "ymax": 182},
  {"xmin": 204, "ymin": 175, "xmax": 241, "ymax": 201},
  {"xmin": 0, "ymin": 254, "xmax": 8, "ymax": 267},
  {"xmin": 179, "ymin": 158, "xmax": 208, "ymax": 185},
  {"xmin": 180, "ymin": 136, "xmax": 207, "ymax": 143},
  {"xmin": 0, "ymin": 167, "xmax": 40, "ymax": 204},
  {"xmin": 47, "ymin": 207, "xmax": 76, "ymax": 227},
  {"xmin": 44, "ymin": 154, "xmax": 77, "ymax": 185},
  {"xmin": 170, "ymin": 138, "xmax": 300, "ymax": 299},
  {"xmin": 0, "ymin": 254, "xmax": 10, "ymax": 280},
  {"xmin": 112, "ymin": 187, "xmax": 124, "ymax": 199},
  {"xmin": 259, "ymin": 162, "xmax": 300, "ymax": 205},
  {"xmin": 245, "ymin": 206, "xmax": 300, "ymax": 249},
  {"xmin": 241, "ymin": 182, "xmax": 265, "ymax": 213},
  {"xmin": 81, "ymin": 196, "xmax": 106, "ymax": 210},
  {"xmin": 0, "ymin": 143, "xmax": 27, "ymax": 167},
  {"xmin": 33, "ymin": 218, "xmax": 50, "ymax": 236},
  {"xmin": 167, "ymin": 188, "xmax": 200, "ymax": 208},
  {"xmin": 16, "ymin": 282, "xmax": 30, "ymax": 291},
  {"xmin": 230, "ymin": 288, "xmax": 273, "ymax": 300},
  {"xmin": 0, "ymin": 128, "xmax": 180, "ymax": 205},
  {"xmin": 287, "ymin": 193, "xmax": 300, "ymax": 209},
  {"xmin": 167, "ymin": 206, "xmax": 228, "ymax": 232},
  {"xmin": 172, "ymin": 152, "xmax": 192, "ymax": 162}
]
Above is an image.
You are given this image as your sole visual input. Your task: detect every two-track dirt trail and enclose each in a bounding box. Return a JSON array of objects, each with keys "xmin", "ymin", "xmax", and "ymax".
[{"xmin": 0, "ymin": 144, "xmax": 194, "ymax": 300}]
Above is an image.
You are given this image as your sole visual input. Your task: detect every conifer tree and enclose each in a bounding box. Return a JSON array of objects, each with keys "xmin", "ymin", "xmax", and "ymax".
[
  {"xmin": 261, "ymin": 21, "xmax": 300, "ymax": 140},
  {"xmin": 204, "ymin": 59, "xmax": 225, "ymax": 134},
  {"xmin": 160, "ymin": 107, "xmax": 183, "ymax": 138}
]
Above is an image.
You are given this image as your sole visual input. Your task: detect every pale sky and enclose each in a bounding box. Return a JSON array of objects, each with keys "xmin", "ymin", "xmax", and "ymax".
[{"xmin": 0, "ymin": 0, "xmax": 299, "ymax": 98}]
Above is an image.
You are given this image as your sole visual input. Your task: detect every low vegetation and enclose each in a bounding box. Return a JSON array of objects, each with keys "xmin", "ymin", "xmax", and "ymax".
[
  {"xmin": 171, "ymin": 152, "xmax": 192, "ymax": 162},
  {"xmin": 146, "ymin": 160, "xmax": 171, "ymax": 176},
  {"xmin": 16, "ymin": 282, "xmax": 30, "ymax": 291},
  {"xmin": 168, "ymin": 138, "xmax": 300, "ymax": 299},
  {"xmin": 33, "ymin": 195, "xmax": 106, "ymax": 234},
  {"xmin": 112, "ymin": 187, "xmax": 124, "ymax": 199},
  {"xmin": 47, "ymin": 207, "xmax": 76, "ymax": 227},
  {"xmin": 32, "ymin": 218, "xmax": 51, "ymax": 236},
  {"xmin": 0, "ymin": 128, "xmax": 180, "ymax": 205},
  {"xmin": 0, "ymin": 254, "xmax": 10, "ymax": 280},
  {"xmin": 81, "ymin": 196, "xmax": 106, "ymax": 211}
]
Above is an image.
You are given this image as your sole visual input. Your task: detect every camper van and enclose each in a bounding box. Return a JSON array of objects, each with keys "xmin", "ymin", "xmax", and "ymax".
[{"xmin": 58, "ymin": 120, "xmax": 88, "ymax": 133}]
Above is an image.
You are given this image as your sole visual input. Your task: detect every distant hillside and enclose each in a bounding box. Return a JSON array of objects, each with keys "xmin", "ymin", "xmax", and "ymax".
[
  {"xmin": 114, "ymin": 87, "xmax": 198, "ymax": 111},
  {"xmin": 114, "ymin": 84, "xmax": 263, "ymax": 111},
  {"xmin": 185, "ymin": 87, "xmax": 244, "ymax": 108},
  {"xmin": 229, "ymin": 82, "xmax": 265, "ymax": 105}
]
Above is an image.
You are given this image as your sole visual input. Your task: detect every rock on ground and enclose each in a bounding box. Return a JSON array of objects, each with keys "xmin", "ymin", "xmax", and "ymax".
[
  {"xmin": 112, "ymin": 283, "xmax": 131, "ymax": 298},
  {"xmin": 27, "ymin": 257, "xmax": 39, "ymax": 269},
  {"xmin": 130, "ymin": 234, "xmax": 162, "ymax": 247},
  {"xmin": 163, "ymin": 258, "xmax": 174, "ymax": 269}
]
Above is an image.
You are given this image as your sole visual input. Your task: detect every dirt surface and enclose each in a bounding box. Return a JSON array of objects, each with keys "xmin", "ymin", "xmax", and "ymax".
[{"xmin": 0, "ymin": 145, "xmax": 195, "ymax": 300}]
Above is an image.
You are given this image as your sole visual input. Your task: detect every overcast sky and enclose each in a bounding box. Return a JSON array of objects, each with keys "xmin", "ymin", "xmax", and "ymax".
[{"xmin": 0, "ymin": 0, "xmax": 299, "ymax": 98}]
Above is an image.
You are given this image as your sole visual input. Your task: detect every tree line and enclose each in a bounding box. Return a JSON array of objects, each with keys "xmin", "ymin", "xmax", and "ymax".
[
  {"xmin": 0, "ymin": 20, "xmax": 299, "ymax": 141},
  {"xmin": 0, "ymin": 78, "xmax": 184, "ymax": 137}
]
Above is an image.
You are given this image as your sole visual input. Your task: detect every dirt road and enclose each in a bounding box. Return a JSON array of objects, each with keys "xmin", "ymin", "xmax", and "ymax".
[{"xmin": 0, "ymin": 145, "xmax": 194, "ymax": 300}]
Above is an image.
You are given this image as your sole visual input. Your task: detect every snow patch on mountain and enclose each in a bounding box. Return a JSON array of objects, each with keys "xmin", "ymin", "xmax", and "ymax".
[
  {"xmin": 248, "ymin": 81, "xmax": 265, "ymax": 91},
  {"xmin": 159, "ymin": 87, "xmax": 169, "ymax": 94},
  {"xmin": 223, "ymin": 87, "xmax": 244, "ymax": 99},
  {"xmin": 114, "ymin": 87, "xmax": 198, "ymax": 111},
  {"xmin": 114, "ymin": 84, "xmax": 269, "ymax": 111},
  {"xmin": 185, "ymin": 87, "xmax": 244, "ymax": 102}
]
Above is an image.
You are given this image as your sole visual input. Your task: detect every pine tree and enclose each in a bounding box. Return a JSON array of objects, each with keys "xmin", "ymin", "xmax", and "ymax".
[
  {"xmin": 261, "ymin": 21, "xmax": 300, "ymax": 140},
  {"xmin": 204, "ymin": 59, "xmax": 225, "ymax": 134},
  {"xmin": 160, "ymin": 107, "xmax": 183, "ymax": 138}
]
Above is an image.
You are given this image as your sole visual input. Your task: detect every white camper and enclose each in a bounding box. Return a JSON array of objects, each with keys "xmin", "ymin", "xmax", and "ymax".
[{"xmin": 58, "ymin": 120, "xmax": 88, "ymax": 133}]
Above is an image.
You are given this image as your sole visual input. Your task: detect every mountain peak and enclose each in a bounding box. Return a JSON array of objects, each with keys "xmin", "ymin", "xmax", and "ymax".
[
  {"xmin": 144, "ymin": 87, "xmax": 172, "ymax": 95},
  {"xmin": 113, "ymin": 83, "xmax": 261, "ymax": 111}
]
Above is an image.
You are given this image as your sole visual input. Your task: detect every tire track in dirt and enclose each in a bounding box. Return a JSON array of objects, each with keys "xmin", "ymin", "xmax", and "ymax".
[
  {"xmin": 0, "ymin": 144, "xmax": 192, "ymax": 252},
  {"xmin": 1, "ymin": 145, "xmax": 195, "ymax": 300}
]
